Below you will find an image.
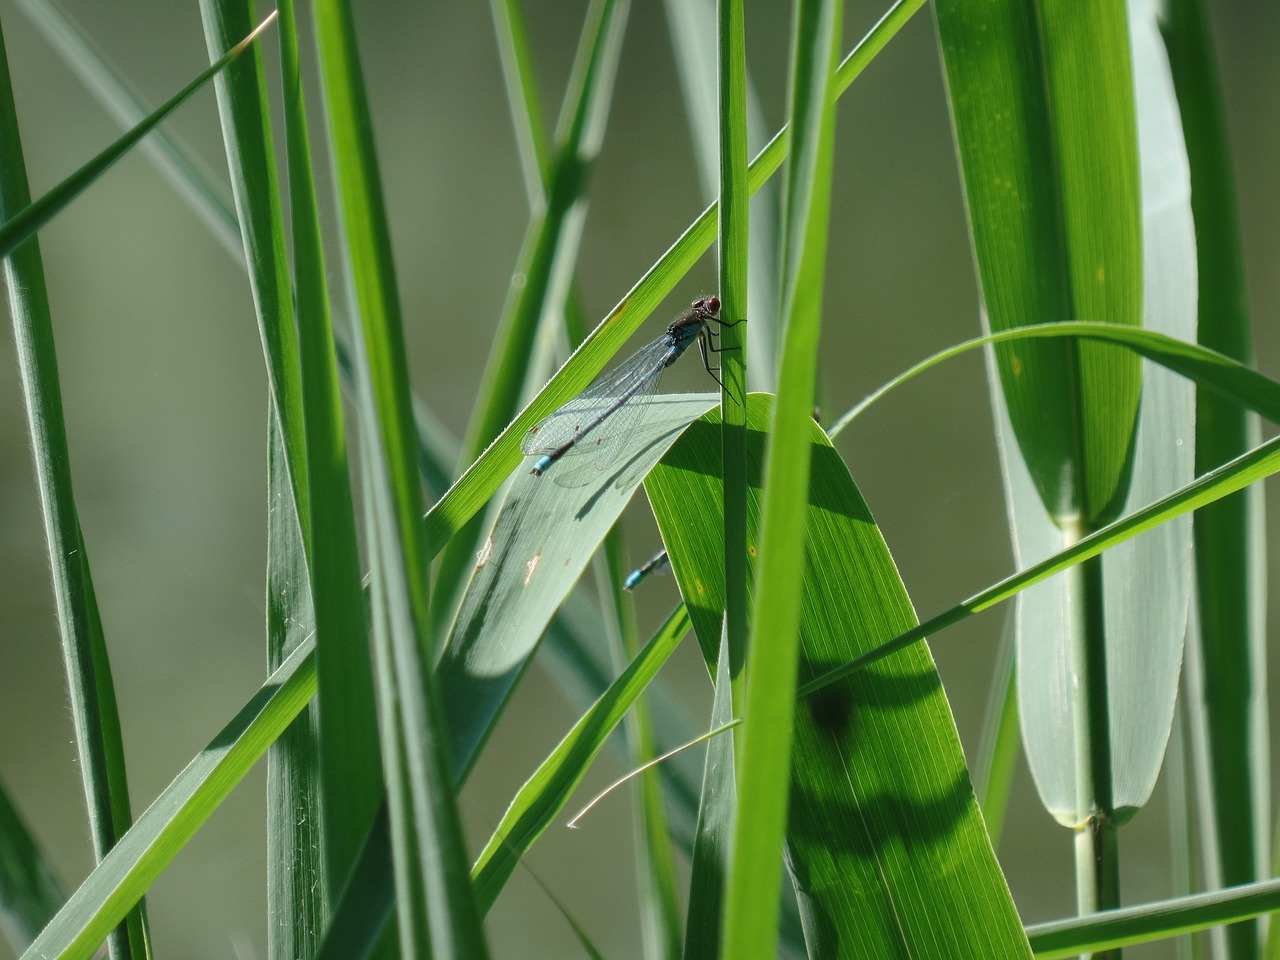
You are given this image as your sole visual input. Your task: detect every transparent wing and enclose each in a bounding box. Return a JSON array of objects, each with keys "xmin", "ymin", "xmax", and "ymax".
[{"xmin": 521, "ymin": 334, "xmax": 673, "ymax": 462}]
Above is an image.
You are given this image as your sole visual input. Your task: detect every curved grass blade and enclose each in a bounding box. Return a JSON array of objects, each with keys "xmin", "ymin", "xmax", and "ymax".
[
  {"xmin": 649, "ymin": 396, "xmax": 1032, "ymax": 956},
  {"xmin": 0, "ymin": 11, "xmax": 276, "ymax": 259},
  {"xmin": 829, "ymin": 322, "xmax": 1280, "ymax": 438}
]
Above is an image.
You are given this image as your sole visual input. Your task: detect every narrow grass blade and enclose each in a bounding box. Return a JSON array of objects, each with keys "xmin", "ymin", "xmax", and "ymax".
[
  {"xmin": 313, "ymin": 2, "xmax": 488, "ymax": 954},
  {"xmin": 597, "ymin": 535, "xmax": 681, "ymax": 960},
  {"xmin": 1026, "ymin": 878, "xmax": 1280, "ymax": 958},
  {"xmin": 471, "ymin": 605, "xmax": 691, "ymax": 910},
  {"xmin": 276, "ymin": 0, "xmax": 383, "ymax": 906},
  {"xmin": 1166, "ymin": 0, "xmax": 1268, "ymax": 950},
  {"xmin": 650, "ymin": 397, "xmax": 1032, "ymax": 956},
  {"xmin": 488, "ymin": 0, "xmax": 553, "ymax": 205},
  {"xmin": 800, "ymin": 429, "xmax": 1280, "ymax": 696},
  {"xmin": 973, "ymin": 624, "xmax": 1019, "ymax": 849},
  {"xmin": 681, "ymin": 634, "xmax": 736, "ymax": 959},
  {"xmin": 17, "ymin": 641, "xmax": 317, "ymax": 960},
  {"xmin": 0, "ymin": 776, "xmax": 65, "ymax": 952},
  {"xmin": 432, "ymin": 0, "xmax": 631, "ymax": 636},
  {"xmin": 0, "ymin": 24, "xmax": 149, "ymax": 960},
  {"xmin": 198, "ymin": 0, "xmax": 308, "ymax": 536},
  {"xmin": 715, "ymin": 0, "xmax": 751, "ymax": 715},
  {"xmin": 722, "ymin": 0, "xmax": 842, "ymax": 954},
  {"xmin": 265, "ymin": 415, "xmax": 326, "ymax": 958},
  {"xmin": 829, "ymin": 322, "xmax": 1280, "ymax": 439},
  {"xmin": 0, "ymin": 11, "xmax": 275, "ymax": 258},
  {"xmin": 12, "ymin": 0, "xmax": 242, "ymax": 261},
  {"xmin": 663, "ymin": 0, "xmax": 782, "ymax": 391}
]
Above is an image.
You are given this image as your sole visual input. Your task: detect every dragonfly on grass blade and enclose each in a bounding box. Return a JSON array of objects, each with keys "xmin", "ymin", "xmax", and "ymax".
[{"xmin": 522, "ymin": 296, "xmax": 742, "ymax": 485}]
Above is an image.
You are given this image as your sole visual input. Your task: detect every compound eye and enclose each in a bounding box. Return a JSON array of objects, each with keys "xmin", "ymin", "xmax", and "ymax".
[{"xmin": 705, "ymin": 296, "xmax": 721, "ymax": 314}]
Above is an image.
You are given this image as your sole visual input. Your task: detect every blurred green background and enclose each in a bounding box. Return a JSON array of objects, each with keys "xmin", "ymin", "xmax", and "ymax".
[{"xmin": 0, "ymin": 1, "xmax": 1276, "ymax": 957}]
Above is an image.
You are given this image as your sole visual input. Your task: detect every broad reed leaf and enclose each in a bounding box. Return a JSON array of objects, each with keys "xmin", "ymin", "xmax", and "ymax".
[{"xmin": 649, "ymin": 397, "xmax": 1031, "ymax": 957}]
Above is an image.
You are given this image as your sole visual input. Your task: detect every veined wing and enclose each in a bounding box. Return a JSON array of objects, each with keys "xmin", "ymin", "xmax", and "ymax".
[{"xmin": 521, "ymin": 333, "xmax": 673, "ymax": 458}]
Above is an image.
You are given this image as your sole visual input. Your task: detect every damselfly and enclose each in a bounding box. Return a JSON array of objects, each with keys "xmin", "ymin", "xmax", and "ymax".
[{"xmin": 522, "ymin": 296, "xmax": 741, "ymax": 483}]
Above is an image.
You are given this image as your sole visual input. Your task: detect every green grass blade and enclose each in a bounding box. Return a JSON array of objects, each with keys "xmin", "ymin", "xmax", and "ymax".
[
  {"xmin": 800, "ymin": 429, "xmax": 1280, "ymax": 696},
  {"xmin": 651, "ymin": 396, "xmax": 1032, "ymax": 956},
  {"xmin": 1166, "ymin": 0, "xmax": 1268, "ymax": 950},
  {"xmin": 0, "ymin": 776, "xmax": 65, "ymax": 952},
  {"xmin": 12, "ymin": 0, "xmax": 242, "ymax": 261},
  {"xmin": 431, "ymin": 0, "xmax": 630, "ymax": 636},
  {"xmin": 313, "ymin": 807, "xmax": 394, "ymax": 960},
  {"xmin": 17, "ymin": 641, "xmax": 317, "ymax": 960},
  {"xmin": 265, "ymin": 416, "xmax": 326, "ymax": 958},
  {"xmin": 421, "ymin": 9, "xmax": 923, "ymax": 562},
  {"xmin": 277, "ymin": 0, "xmax": 383, "ymax": 907},
  {"xmin": 829, "ymin": 322, "xmax": 1280, "ymax": 438},
  {"xmin": 721, "ymin": 0, "xmax": 842, "ymax": 953},
  {"xmin": 680, "ymin": 634, "xmax": 735, "ymax": 959},
  {"xmin": 0, "ymin": 23, "xmax": 148, "ymax": 960},
  {"xmin": 717, "ymin": 0, "xmax": 750, "ymax": 714},
  {"xmin": 604, "ymin": 537, "xmax": 686, "ymax": 960},
  {"xmin": 471, "ymin": 605, "xmax": 691, "ymax": 910},
  {"xmin": 313, "ymin": 3, "xmax": 488, "ymax": 954},
  {"xmin": 597, "ymin": 536, "xmax": 682, "ymax": 960},
  {"xmin": 0, "ymin": 11, "xmax": 275, "ymax": 259},
  {"xmin": 1026, "ymin": 877, "xmax": 1280, "ymax": 958},
  {"xmin": 489, "ymin": 0, "xmax": 553, "ymax": 204},
  {"xmin": 973, "ymin": 625, "xmax": 1019, "ymax": 849},
  {"xmin": 198, "ymin": 0, "xmax": 308, "ymax": 538},
  {"xmin": 663, "ymin": 0, "xmax": 782, "ymax": 390}
]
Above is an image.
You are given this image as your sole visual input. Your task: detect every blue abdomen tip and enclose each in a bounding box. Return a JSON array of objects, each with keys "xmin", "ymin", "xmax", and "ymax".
[{"xmin": 533, "ymin": 456, "xmax": 553, "ymax": 475}]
